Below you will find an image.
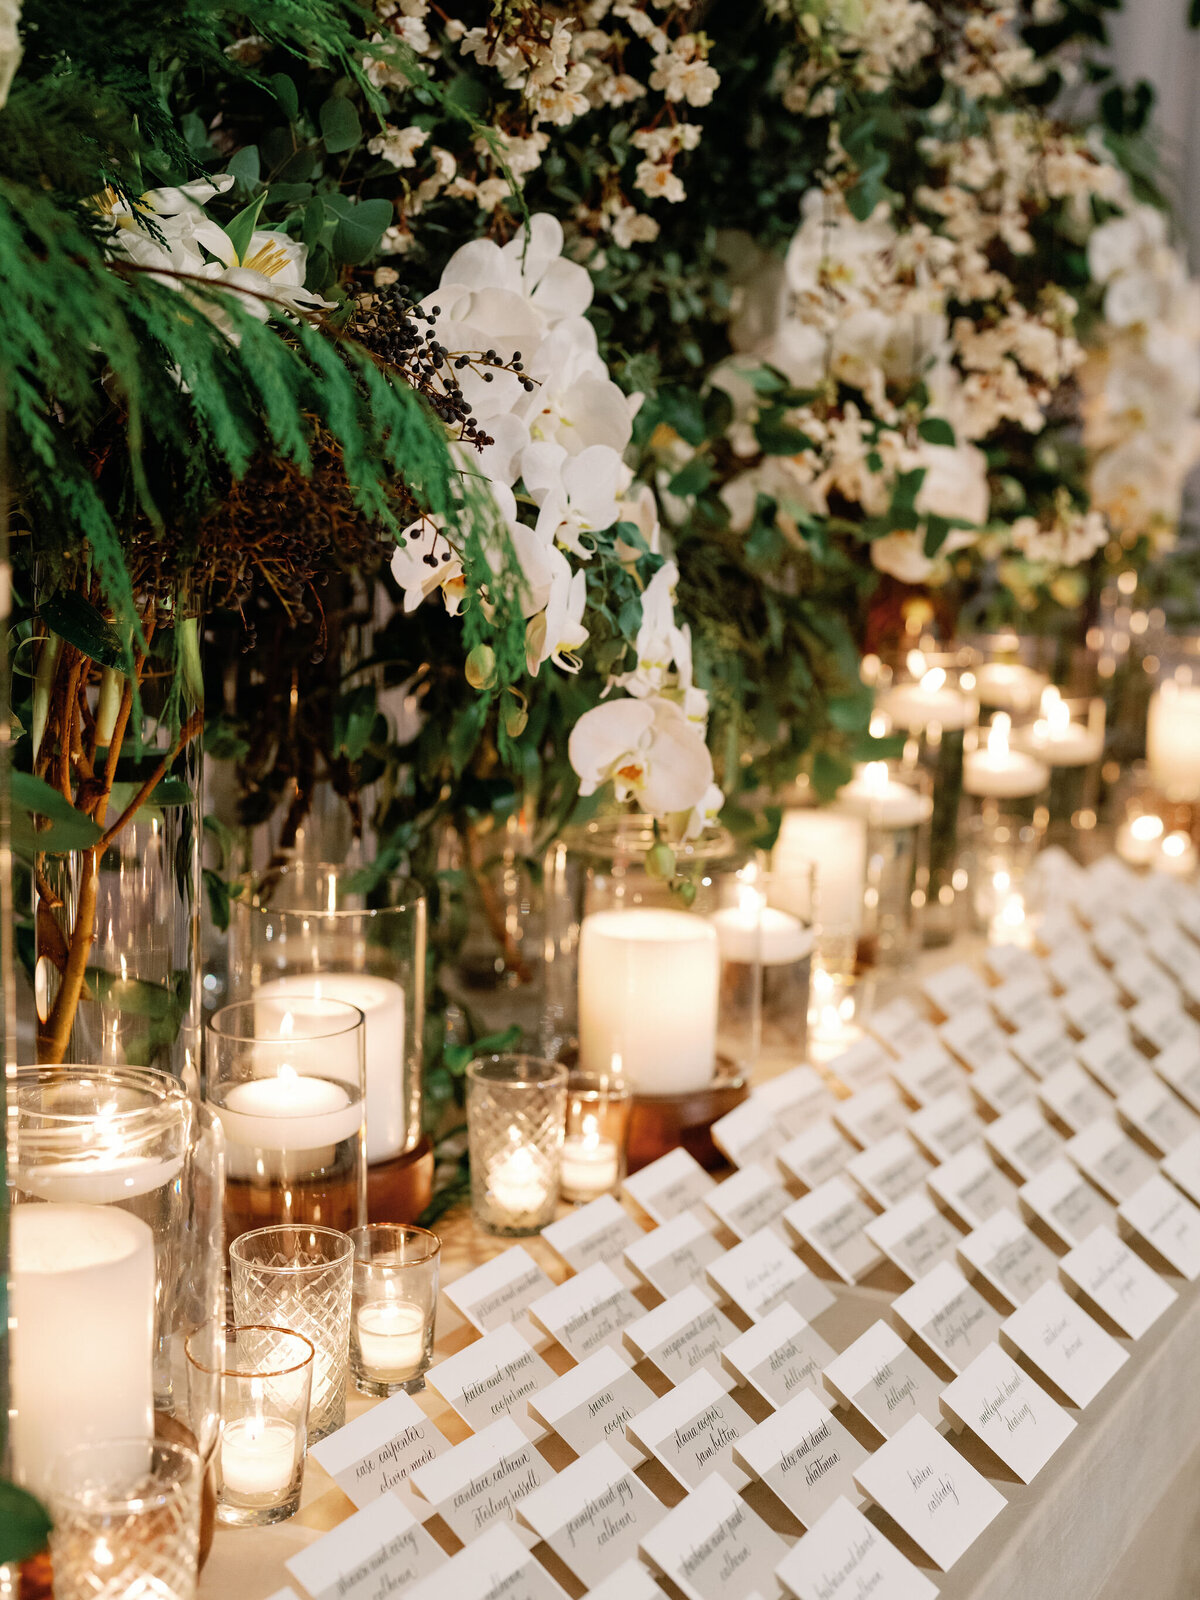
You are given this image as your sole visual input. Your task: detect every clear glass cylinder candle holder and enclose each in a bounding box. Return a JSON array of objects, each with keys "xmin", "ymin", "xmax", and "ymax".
[
  {"xmin": 1145, "ymin": 635, "xmax": 1200, "ymax": 803},
  {"xmin": 965, "ymin": 631, "xmax": 1055, "ymax": 725},
  {"xmin": 963, "ymin": 713, "xmax": 1051, "ymax": 830},
  {"xmin": 206, "ymin": 996, "xmax": 366, "ymax": 1247},
  {"xmin": 228, "ymin": 1225, "xmax": 354, "ymax": 1442},
  {"xmin": 717, "ymin": 859, "xmax": 814, "ymax": 1075},
  {"xmin": 349, "ymin": 1224, "xmax": 440, "ymax": 1395},
  {"xmin": 961, "ymin": 811, "xmax": 1046, "ymax": 946},
  {"xmin": 542, "ymin": 817, "xmax": 755, "ymax": 1093},
  {"xmin": 834, "ymin": 762, "xmax": 933, "ymax": 972},
  {"xmin": 8, "ymin": 1066, "xmax": 224, "ymax": 1501},
  {"xmin": 228, "ymin": 862, "xmax": 426, "ymax": 1167},
  {"xmin": 1012, "ymin": 692, "xmax": 1106, "ymax": 849},
  {"xmin": 466, "ymin": 1055, "xmax": 567, "ymax": 1235},
  {"xmin": 187, "ymin": 1325, "xmax": 314, "ymax": 1527},
  {"xmin": 47, "ymin": 1437, "xmax": 202, "ymax": 1600},
  {"xmin": 561, "ymin": 1074, "xmax": 632, "ymax": 1204}
]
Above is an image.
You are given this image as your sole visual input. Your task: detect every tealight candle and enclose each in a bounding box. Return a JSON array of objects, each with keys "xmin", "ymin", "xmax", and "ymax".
[
  {"xmin": 1148, "ymin": 680, "xmax": 1200, "ymax": 801},
  {"xmin": 710, "ymin": 886, "xmax": 814, "ymax": 966},
  {"xmin": 220, "ymin": 1416, "xmax": 298, "ymax": 1498},
  {"xmin": 354, "ymin": 1299, "xmax": 428, "ymax": 1380},
  {"xmin": 489, "ymin": 1142, "xmax": 553, "ymax": 1218},
  {"xmin": 1013, "ymin": 687, "xmax": 1105, "ymax": 767},
  {"xmin": 216, "ymin": 1064, "xmax": 362, "ymax": 1157},
  {"xmin": 876, "ymin": 658, "xmax": 977, "ymax": 732},
  {"xmin": 560, "ymin": 1114, "xmax": 621, "ymax": 1202},
  {"xmin": 974, "ymin": 660, "xmax": 1049, "ymax": 715},
  {"xmin": 835, "ymin": 760, "xmax": 934, "ymax": 828},
  {"xmin": 963, "ymin": 714, "xmax": 1050, "ymax": 799}
]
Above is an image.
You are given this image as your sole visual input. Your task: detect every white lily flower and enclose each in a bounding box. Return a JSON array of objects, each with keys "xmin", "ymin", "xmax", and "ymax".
[
  {"xmin": 522, "ymin": 440, "xmax": 626, "ymax": 556},
  {"xmin": 569, "ymin": 694, "xmax": 714, "ymax": 816},
  {"xmin": 197, "ymin": 228, "xmax": 333, "ymax": 323}
]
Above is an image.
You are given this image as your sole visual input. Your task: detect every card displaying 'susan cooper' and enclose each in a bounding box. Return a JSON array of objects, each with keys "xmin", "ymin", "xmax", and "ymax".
[
  {"xmin": 1000, "ymin": 1280, "xmax": 1128, "ymax": 1407},
  {"xmin": 1059, "ymin": 1225, "xmax": 1177, "ymax": 1339},
  {"xmin": 442, "ymin": 1246, "xmax": 555, "ymax": 1340},
  {"xmin": 703, "ymin": 1161, "xmax": 792, "ymax": 1240},
  {"xmin": 956, "ymin": 1207, "xmax": 1058, "ymax": 1309},
  {"xmin": 721, "ymin": 1302, "xmax": 837, "ymax": 1411},
  {"xmin": 623, "ymin": 1209, "xmax": 722, "ymax": 1301},
  {"xmin": 622, "ymin": 1285, "xmax": 741, "ymax": 1390},
  {"xmin": 822, "ymin": 1319, "xmax": 945, "ymax": 1438},
  {"xmin": 940, "ymin": 1342, "xmax": 1075, "ymax": 1484},
  {"xmin": 891, "ymin": 1260, "xmax": 1004, "ymax": 1376},
  {"xmin": 626, "ymin": 1368, "xmax": 752, "ymax": 1491},
  {"xmin": 927, "ymin": 1140, "xmax": 1020, "ymax": 1230},
  {"xmin": 784, "ymin": 1176, "xmax": 884, "ymax": 1284},
  {"xmin": 528, "ymin": 1345, "xmax": 656, "ymax": 1470},
  {"xmin": 865, "ymin": 1191, "xmax": 963, "ymax": 1283},
  {"xmin": 705, "ymin": 1224, "xmax": 836, "ymax": 1324},
  {"xmin": 426, "ymin": 1324, "xmax": 556, "ymax": 1442},
  {"xmin": 407, "ymin": 1416, "xmax": 551, "ymax": 1545},
  {"xmin": 514, "ymin": 1442, "xmax": 665, "ymax": 1588},
  {"xmin": 528, "ymin": 1262, "xmax": 642, "ymax": 1362},
  {"xmin": 404, "ymin": 1524, "xmax": 566, "ymax": 1600},
  {"xmin": 733, "ymin": 1387, "xmax": 869, "ymax": 1527},
  {"xmin": 638, "ymin": 1470, "xmax": 790, "ymax": 1600},
  {"xmin": 1119, "ymin": 1172, "xmax": 1200, "ymax": 1280},
  {"xmin": 541, "ymin": 1194, "xmax": 644, "ymax": 1286},
  {"xmin": 622, "ymin": 1148, "xmax": 715, "ymax": 1224},
  {"xmin": 308, "ymin": 1391, "xmax": 450, "ymax": 1510},
  {"xmin": 1019, "ymin": 1157, "xmax": 1116, "ymax": 1249},
  {"xmin": 775, "ymin": 1494, "xmax": 938, "ymax": 1600},
  {"xmin": 284, "ymin": 1492, "xmax": 445, "ymax": 1600}
]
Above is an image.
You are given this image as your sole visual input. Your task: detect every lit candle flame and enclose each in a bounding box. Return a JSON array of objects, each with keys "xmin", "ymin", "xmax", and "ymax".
[
  {"xmin": 863, "ymin": 760, "xmax": 889, "ymax": 796},
  {"xmin": 987, "ymin": 712, "xmax": 1012, "ymax": 759},
  {"xmin": 1131, "ymin": 814, "xmax": 1164, "ymax": 843},
  {"xmin": 920, "ymin": 667, "xmax": 946, "ymax": 693},
  {"xmin": 906, "ymin": 649, "xmax": 927, "ymax": 680}
]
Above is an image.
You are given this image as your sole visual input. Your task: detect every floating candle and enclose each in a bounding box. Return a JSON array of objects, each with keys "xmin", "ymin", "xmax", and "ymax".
[{"xmin": 963, "ymin": 714, "xmax": 1050, "ymax": 799}]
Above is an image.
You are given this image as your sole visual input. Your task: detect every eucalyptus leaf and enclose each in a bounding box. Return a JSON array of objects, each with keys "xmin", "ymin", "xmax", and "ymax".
[{"xmin": 319, "ymin": 95, "xmax": 362, "ymax": 153}]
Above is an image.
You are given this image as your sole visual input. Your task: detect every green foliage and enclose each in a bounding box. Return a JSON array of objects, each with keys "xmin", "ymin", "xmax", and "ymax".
[{"xmin": 0, "ymin": 1479, "xmax": 51, "ymax": 1564}]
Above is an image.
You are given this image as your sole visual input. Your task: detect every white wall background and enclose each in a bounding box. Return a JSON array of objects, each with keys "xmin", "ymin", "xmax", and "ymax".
[{"xmin": 1109, "ymin": 0, "xmax": 1200, "ymax": 259}]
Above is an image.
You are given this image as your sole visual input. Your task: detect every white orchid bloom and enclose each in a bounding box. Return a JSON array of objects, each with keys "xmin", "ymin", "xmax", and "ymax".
[
  {"xmin": 500, "ymin": 213, "xmax": 594, "ymax": 324},
  {"xmin": 483, "ymin": 483, "xmax": 558, "ymax": 619},
  {"xmin": 197, "ymin": 228, "xmax": 333, "ymax": 323},
  {"xmin": 613, "ymin": 482, "xmax": 662, "ymax": 559},
  {"xmin": 518, "ymin": 320, "xmax": 635, "ymax": 455},
  {"xmin": 100, "ymin": 175, "xmax": 235, "ymax": 282},
  {"xmin": 684, "ymin": 782, "xmax": 725, "ymax": 840},
  {"xmin": 421, "ymin": 281, "xmax": 543, "ymax": 423},
  {"xmin": 526, "ymin": 553, "xmax": 589, "ymax": 674},
  {"xmin": 615, "ymin": 559, "xmax": 679, "ymax": 696},
  {"xmin": 522, "ymin": 440, "xmax": 626, "ymax": 556},
  {"xmin": 391, "ymin": 515, "xmax": 465, "ymax": 613},
  {"xmin": 569, "ymin": 694, "xmax": 714, "ymax": 816}
]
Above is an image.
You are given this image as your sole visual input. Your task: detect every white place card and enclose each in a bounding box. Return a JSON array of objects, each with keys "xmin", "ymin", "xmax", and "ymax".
[
  {"xmin": 623, "ymin": 1147, "xmax": 715, "ymax": 1224},
  {"xmin": 922, "ymin": 962, "xmax": 989, "ymax": 1019},
  {"xmin": 891, "ymin": 1041, "xmax": 963, "ymax": 1107},
  {"xmin": 1112, "ymin": 952, "xmax": 1181, "ymax": 1009},
  {"xmin": 1089, "ymin": 912, "xmax": 1146, "ymax": 967},
  {"xmin": 1066, "ymin": 1116, "xmax": 1157, "ymax": 1203},
  {"xmin": 722, "ymin": 1302, "xmax": 837, "ymax": 1411},
  {"xmin": 833, "ymin": 1082, "xmax": 907, "ymax": 1149},
  {"xmin": 1020, "ymin": 1157, "xmax": 1116, "ymax": 1249},
  {"xmin": 1144, "ymin": 925, "xmax": 1200, "ymax": 1001},
  {"xmin": 984, "ymin": 943, "xmax": 1047, "ymax": 986},
  {"xmin": 704, "ymin": 1161, "xmax": 792, "ymax": 1240},
  {"xmin": 585, "ymin": 1561, "xmax": 664, "ymax": 1600},
  {"xmin": 775, "ymin": 1495, "xmax": 938, "ymax": 1600},
  {"xmin": 823, "ymin": 1320, "xmax": 944, "ymax": 1437},
  {"xmin": 970, "ymin": 1053, "xmax": 1037, "ymax": 1116},
  {"xmin": 734, "ymin": 1388, "xmax": 868, "ymax": 1527},
  {"xmin": 984, "ymin": 1101, "xmax": 1063, "ymax": 1181},
  {"xmin": 941, "ymin": 1004, "xmax": 1011, "ymax": 1073},
  {"xmin": 409, "ymin": 1417, "xmax": 551, "ymax": 1544},
  {"xmin": 827, "ymin": 1034, "xmax": 895, "ymax": 1091},
  {"xmin": 1008, "ymin": 1018, "xmax": 1074, "ymax": 1082},
  {"xmin": 1000, "ymin": 1280, "xmax": 1128, "ymax": 1407},
  {"xmin": 784, "ymin": 1177, "xmax": 884, "ymax": 1284},
  {"xmin": 1057, "ymin": 981, "xmax": 1124, "ymax": 1040},
  {"xmin": 1120, "ymin": 1174, "xmax": 1200, "ymax": 1280},
  {"xmin": 444, "ymin": 1247, "xmax": 555, "ymax": 1338},
  {"xmin": 846, "ymin": 1130, "xmax": 933, "ymax": 1208},
  {"xmin": 529, "ymin": 1345, "xmax": 656, "ymax": 1469},
  {"xmin": 1129, "ymin": 994, "xmax": 1198, "ymax": 1053},
  {"xmin": 777, "ymin": 1118, "xmax": 859, "ymax": 1190},
  {"xmin": 626, "ymin": 1369, "xmax": 751, "ymax": 1491},
  {"xmin": 623, "ymin": 1286, "xmax": 741, "ymax": 1390},
  {"xmin": 1117, "ymin": 1075, "xmax": 1200, "ymax": 1155},
  {"xmin": 542, "ymin": 1195, "xmax": 643, "ymax": 1284},
  {"xmin": 892, "ymin": 1261, "xmax": 1003, "ymax": 1375},
  {"xmin": 309, "ymin": 1392, "xmax": 450, "ymax": 1509},
  {"xmin": 957, "ymin": 1208, "xmax": 1057, "ymax": 1308},
  {"xmin": 711, "ymin": 1098, "xmax": 785, "ymax": 1170},
  {"xmin": 989, "ymin": 974, "xmax": 1057, "ymax": 1032},
  {"xmin": 286, "ymin": 1495, "xmax": 443, "ymax": 1600},
  {"xmin": 1163, "ymin": 1130, "xmax": 1200, "ymax": 1206},
  {"xmin": 866, "ymin": 1191, "xmax": 963, "ymax": 1282},
  {"xmin": 515, "ymin": 1442, "xmax": 665, "ymax": 1588},
  {"xmin": 267, "ymin": 1589, "xmax": 302, "ymax": 1600},
  {"xmin": 1151, "ymin": 1035, "xmax": 1200, "ymax": 1113},
  {"xmin": 927, "ymin": 1140, "xmax": 1020, "ymax": 1229},
  {"xmin": 706, "ymin": 1224, "xmax": 836, "ymax": 1324},
  {"xmin": 852, "ymin": 1413, "xmax": 1005, "ymax": 1571},
  {"xmin": 639, "ymin": 1470, "xmax": 789, "ymax": 1600},
  {"xmin": 404, "ymin": 1524, "xmax": 566, "ymax": 1600},
  {"xmin": 427, "ymin": 1324, "xmax": 556, "ymax": 1441},
  {"xmin": 1038, "ymin": 907, "xmax": 1085, "ymax": 950},
  {"xmin": 940, "ymin": 1342, "xmax": 1074, "ymax": 1483},
  {"xmin": 1046, "ymin": 945, "xmax": 1114, "ymax": 998},
  {"xmin": 1172, "ymin": 892, "xmax": 1200, "ymax": 945},
  {"xmin": 907, "ymin": 1089, "xmax": 985, "ymax": 1162},
  {"xmin": 1060, "ymin": 1225, "xmax": 1176, "ymax": 1338},
  {"xmin": 623, "ymin": 1208, "xmax": 722, "ymax": 1301},
  {"xmin": 754, "ymin": 1064, "xmax": 837, "ymax": 1135},
  {"xmin": 529, "ymin": 1262, "xmax": 642, "ymax": 1362},
  {"xmin": 1038, "ymin": 1060, "xmax": 1111, "ymax": 1135},
  {"xmin": 1076, "ymin": 1022, "xmax": 1149, "ymax": 1096},
  {"xmin": 871, "ymin": 995, "xmax": 942, "ymax": 1058}
]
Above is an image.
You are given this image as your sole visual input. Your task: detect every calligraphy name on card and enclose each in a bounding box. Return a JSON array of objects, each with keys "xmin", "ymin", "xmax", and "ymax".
[
  {"xmin": 1088, "ymin": 913, "xmax": 1147, "ymax": 969},
  {"xmin": 626, "ymin": 1368, "xmax": 752, "ymax": 1491},
  {"xmin": 1065, "ymin": 1116, "xmax": 1157, "ymax": 1204},
  {"xmin": 426, "ymin": 1324, "xmax": 556, "ymax": 1440},
  {"xmin": 940, "ymin": 1342, "xmax": 1074, "ymax": 1484},
  {"xmin": 1059, "ymin": 1225, "xmax": 1177, "ymax": 1339},
  {"xmin": 891, "ymin": 1041, "xmax": 963, "ymax": 1108},
  {"xmin": 827, "ymin": 1034, "xmax": 895, "ymax": 1093},
  {"xmin": 623, "ymin": 1208, "xmax": 722, "ymax": 1301},
  {"xmin": 1019, "ymin": 1156, "xmax": 1115, "ymax": 1249},
  {"xmin": 1038, "ymin": 1061, "xmax": 1110, "ymax": 1136},
  {"xmin": 753, "ymin": 1065, "xmax": 837, "ymax": 1136},
  {"xmin": 705, "ymin": 1224, "xmax": 836, "ymax": 1324},
  {"xmin": 984, "ymin": 1101, "xmax": 1063, "ymax": 1182},
  {"xmin": 957, "ymin": 1207, "xmax": 1057, "ymax": 1309},
  {"xmin": 922, "ymin": 962, "xmax": 990, "ymax": 1020},
  {"xmin": 542, "ymin": 1195, "xmax": 644, "ymax": 1283},
  {"xmin": 1162, "ymin": 1130, "xmax": 1200, "ymax": 1206},
  {"xmin": 927, "ymin": 1140, "xmax": 1020, "ymax": 1230},
  {"xmin": 703, "ymin": 1161, "xmax": 792, "ymax": 1241},
  {"xmin": 1057, "ymin": 980, "xmax": 1125, "ymax": 1042},
  {"xmin": 1129, "ymin": 994, "xmax": 1197, "ymax": 1054},
  {"xmin": 784, "ymin": 1176, "xmax": 884, "ymax": 1284},
  {"xmin": 988, "ymin": 975, "xmax": 1056, "ymax": 1032},
  {"xmin": 285, "ymin": 1494, "xmax": 444, "ymax": 1600},
  {"xmin": 515, "ymin": 1442, "xmax": 665, "ymax": 1589},
  {"xmin": 907, "ymin": 1090, "xmax": 985, "ymax": 1162},
  {"xmin": 984, "ymin": 943, "xmax": 1047, "ymax": 986},
  {"xmin": 408, "ymin": 1417, "xmax": 552, "ymax": 1544},
  {"xmin": 891, "ymin": 1260, "xmax": 1003, "ymax": 1376},
  {"xmin": 846, "ymin": 1130, "xmax": 934, "ymax": 1209},
  {"xmin": 870, "ymin": 995, "xmax": 942, "ymax": 1058},
  {"xmin": 1007, "ymin": 1019, "xmax": 1074, "ymax": 1083},
  {"xmin": 638, "ymin": 1470, "xmax": 790, "ymax": 1600},
  {"xmin": 528, "ymin": 1345, "xmax": 656, "ymax": 1469},
  {"xmin": 623, "ymin": 1285, "xmax": 741, "ymax": 1390},
  {"xmin": 1152, "ymin": 1036, "xmax": 1200, "ymax": 1114},
  {"xmin": 710, "ymin": 1098, "xmax": 785, "ymax": 1171},
  {"xmin": 777, "ymin": 1118, "xmax": 859, "ymax": 1191},
  {"xmin": 529, "ymin": 1262, "xmax": 642, "ymax": 1362},
  {"xmin": 404, "ymin": 1523, "xmax": 566, "ymax": 1600},
  {"xmin": 970, "ymin": 1054, "xmax": 1037, "ymax": 1116},
  {"xmin": 775, "ymin": 1494, "xmax": 938, "ymax": 1600},
  {"xmin": 1119, "ymin": 1173, "xmax": 1200, "ymax": 1281},
  {"xmin": 309, "ymin": 1391, "xmax": 450, "ymax": 1509},
  {"xmin": 623, "ymin": 1147, "xmax": 715, "ymax": 1224},
  {"xmin": 1000, "ymin": 1279, "xmax": 1128, "ymax": 1407},
  {"xmin": 1046, "ymin": 945, "xmax": 1114, "ymax": 999},
  {"xmin": 940, "ymin": 1004, "xmax": 1011, "ymax": 1074},
  {"xmin": 833, "ymin": 1082, "xmax": 907, "ymax": 1149},
  {"xmin": 717, "ymin": 1303, "xmax": 831, "ymax": 1414},
  {"xmin": 1117, "ymin": 1076, "xmax": 1200, "ymax": 1156},
  {"xmin": 1074, "ymin": 1026, "xmax": 1147, "ymax": 1103},
  {"xmin": 822, "ymin": 1319, "xmax": 944, "ymax": 1438},
  {"xmin": 733, "ymin": 1387, "xmax": 869, "ymax": 1528},
  {"xmin": 865, "ymin": 1191, "xmax": 963, "ymax": 1283},
  {"xmin": 1114, "ymin": 954, "xmax": 1181, "ymax": 1012},
  {"xmin": 443, "ymin": 1246, "xmax": 556, "ymax": 1338}
]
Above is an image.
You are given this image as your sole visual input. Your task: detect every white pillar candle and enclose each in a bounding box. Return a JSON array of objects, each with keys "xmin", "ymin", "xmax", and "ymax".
[
  {"xmin": 1012, "ymin": 687, "xmax": 1105, "ymax": 767},
  {"xmin": 963, "ymin": 714, "xmax": 1050, "ymax": 799},
  {"xmin": 1148, "ymin": 682, "xmax": 1200, "ymax": 801},
  {"xmin": 256, "ymin": 973, "xmax": 407, "ymax": 1163},
  {"xmin": 709, "ymin": 901, "xmax": 814, "ymax": 966},
  {"xmin": 1115, "ymin": 812, "xmax": 1165, "ymax": 867},
  {"xmin": 560, "ymin": 1114, "xmax": 621, "ymax": 1201},
  {"xmin": 773, "ymin": 809, "xmax": 867, "ymax": 935},
  {"xmin": 875, "ymin": 661, "xmax": 977, "ymax": 733},
  {"xmin": 835, "ymin": 761, "xmax": 934, "ymax": 828},
  {"xmin": 1160, "ymin": 831, "xmax": 1198, "ymax": 878},
  {"xmin": 220, "ymin": 1416, "xmax": 298, "ymax": 1497},
  {"xmin": 488, "ymin": 1143, "xmax": 555, "ymax": 1216},
  {"xmin": 578, "ymin": 907, "xmax": 719, "ymax": 1094},
  {"xmin": 355, "ymin": 1300, "xmax": 428, "ymax": 1380},
  {"xmin": 973, "ymin": 661, "xmax": 1049, "ymax": 714},
  {"xmin": 11, "ymin": 1204, "xmax": 155, "ymax": 1497}
]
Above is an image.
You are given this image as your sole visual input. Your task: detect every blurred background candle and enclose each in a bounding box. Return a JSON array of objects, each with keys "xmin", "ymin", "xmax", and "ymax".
[
  {"xmin": 836, "ymin": 762, "xmax": 932, "ymax": 972},
  {"xmin": 713, "ymin": 866, "xmax": 814, "ymax": 1075},
  {"xmin": 876, "ymin": 654, "xmax": 977, "ymax": 735},
  {"xmin": 974, "ymin": 661, "xmax": 1050, "ymax": 718},
  {"xmin": 772, "ymin": 809, "xmax": 867, "ymax": 936},
  {"xmin": 964, "ymin": 714, "xmax": 1050, "ymax": 800},
  {"xmin": 1148, "ymin": 678, "xmax": 1200, "ymax": 801},
  {"xmin": 1115, "ymin": 809, "xmax": 1165, "ymax": 866},
  {"xmin": 1012, "ymin": 689, "xmax": 1106, "ymax": 852}
]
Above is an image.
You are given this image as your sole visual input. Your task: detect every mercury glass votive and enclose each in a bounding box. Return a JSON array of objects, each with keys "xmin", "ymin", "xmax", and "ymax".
[
  {"xmin": 561, "ymin": 1074, "xmax": 632, "ymax": 1204},
  {"xmin": 228, "ymin": 1225, "xmax": 354, "ymax": 1441},
  {"xmin": 466, "ymin": 1055, "xmax": 567, "ymax": 1235},
  {"xmin": 349, "ymin": 1224, "xmax": 440, "ymax": 1395}
]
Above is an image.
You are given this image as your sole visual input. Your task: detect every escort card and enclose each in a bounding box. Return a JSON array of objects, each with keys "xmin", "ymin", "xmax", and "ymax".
[
  {"xmin": 638, "ymin": 1470, "xmax": 789, "ymax": 1600},
  {"xmin": 922, "ymin": 962, "xmax": 989, "ymax": 1019},
  {"xmin": 409, "ymin": 1417, "xmax": 551, "ymax": 1544},
  {"xmin": 626, "ymin": 1368, "xmax": 751, "ymax": 1491},
  {"xmin": 784, "ymin": 1177, "xmax": 885, "ymax": 1284},
  {"xmin": 703, "ymin": 1161, "xmax": 792, "ymax": 1240},
  {"xmin": 444, "ymin": 1247, "xmax": 555, "ymax": 1338},
  {"xmin": 777, "ymin": 1118, "xmax": 859, "ymax": 1190},
  {"xmin": 1046, "ymin": 945, "xmax": 1114, "ymax": 999},
  {"xmin": 623, "ymin": 1286, "xmax": 741, "ymax": 1389},
  {"xmin": 984, "ymin": 1101, "xmax": 1063, "ymax": 1181},
  {"xmin": 754, "ymin": 1064, "xmax": 837, "ymax": 1135},
  {"xmin": 940, "ymin": 1004, "xmax": 1012, "ymax": 1073},
  {"xmin": 1112, "ymin": 952, "xmax": 1180, "ymax": 1009},
  {"xmin": 851, "ymin": 1413, "xmax": 1006, "ymax": 1571},
  {"xmin": 871, "ymin": 995, "xmax": 942, "ymax": 1057},
  {"xmin": 822, "ymin": 1319, "xmax": 944, "ymax": 1437},
  {"xmin": 1144, "ymin": 925, "xmax": 1200, "ymax": 1002},
  {"xmin": 957, "ymin": 1208, "xmax": 1057, "ymax": 1308},
  {"xmin": 711, "ymin": 1098, "xmax": 785, "ymax": 1170},
  {"xmin": 309, "ymin": 1391, "xmax": 450, "ymax": 1509},
  {"xmin": 940, "ymin": 1342, "xmax": 1074, "ymax": 1484},
  {"xmin": 623, "ymin": 1209, "xmax": 722, "ymax": 1301},
  {"xmin": 833, "ymin": 1082, "xmax": 907, "ymax": 1149},
  {"xmin": 404, "ymin": 1524, "xmax": 566, "ymax": 1600},
  {"xmin": 1008, "ymin": 1018, "xmax": 1074, "ymax": 1082},
  {"xmin": 1000, "ymin": 1279, "xmax": 1128, "ymax": 1406},
  {"xmin": 623, "ymin": 1147, "xmax": 715, "ymax": 1223},
  {"xmin": 907, "ymin": 1089, "xmax": 986, "ymax": 1161},
  {"xmin": 1151, "ymin": 1035, "xmax": 1200, "ymax": 1113},
  {"xmin": 1057, "ymin": 980, "xmax": 1124, "ymax": 1040},
  {"xmin": 427, "ymin": 1324, "xmax": 556, "ymax": 1441},
  {"xmin": 827, "ymin": 1034, "xmax": 895, "ymax": 1091},
  {"xmin": 984, "ymin": 943, "xmax": 1047, "ymax": 986},
  {"xmin": 1038, "ymin": 1060, "xmax": 1111, "ymax": 1136},
  {"xmin": 988, "ymin": 974, "xmax": 1057, "ymax": 1031},
  {"xmin": 1066, "ymin": 1116, "xmax": 1157, "ymax": 1203},
  {"xmin": 775, "ymin": 1495, "xmax": 938, "ymax": 1600},
  {"xmin": 1060, "ymin": 1225, "xmax": 1176, "ymax": 1338},
  {"xmin": 1163, "ymin": 1130, "xmax": 1200, "ymax": 1206},
  {"xmin": 734, "ymin": 1388, "xmax": 868, "ymax": 1527},
  {"xmin": 514, "ymin": 1443, "xmax": 664, "ymax": 1588},
  {"xmin": 706, "ymin": 1224, "xmax": 837, "ymax": 1323},
  {"xmin": 927, "ymin": 1140, "xmax": 1020, "ymax": 1229},
  {"xmin": 722, "ymin": 1302, "xmax": 837, "ymax": 1411},
  {"xmin": 1089, "ymin": 912, "xmax": 1147, "ymax": 967},
  {"xmin": 528, "ymin": 1345, "xmax": 656, "ymax": 1469},
  {"xmin": 970, "ymin": 1053, "xmax": 1037, "ymax": 1116},
  {"xmin": 530, "ymin": 1262, "xmax": 641, "ymax": 1363},
  {"xmin": 1076, "ymin": 1022, "xmax": 1149, "ymax": 1096},
  {"xmin": 1129, "ymin": 994, "xmax": 1198, "ymax": 1053},
  {"xmin": 1117, "ymin": 1075, "xmax": 1200, "ymax": 1155},
  {"xmin": 267, "ymin": 1589, "xmax": 302, "ymax": 1600},
  {"xmin": 1019, "ymin": 1157, "xmax": 1115, "ymax": 1249},
  {"xmin": 891, "ymin": 1261, "xmax": 1003, "ymax": 1376},
  {"xmin": 1120, "ymin": 1173, "xmax": 1200, "ymax": 1280},
  {"xmin": 285, "ymin": 1494, "xmax": 444, "ymax": 1600},
  {"xmin": 891, "ymin": 1040, "xmax": 963, "ymax": 1107},
  {"xmin": 846, "ymin": 1130, "xmax": 934, "ymax": 1208},
  {"xmin": 866, "ymin": 1191, "xmax": 963, "ymax": 1282},
  {"xmin": 542, "ymin": 1195, "xmax": 643, "ymax": 1285},
  {"xmin": 585, "ymin": 1560, "xmax": 664, "ymax": 1600}
]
